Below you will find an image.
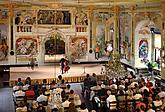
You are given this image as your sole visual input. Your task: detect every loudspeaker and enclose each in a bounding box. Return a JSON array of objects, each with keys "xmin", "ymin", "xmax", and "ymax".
[
  {"xmin": 89, "ymin": 49, "xmax": 93, "ymax": 53},
  {"xmin": 10, "ymin": 51, "xmax": 14, "ymax": 55}
]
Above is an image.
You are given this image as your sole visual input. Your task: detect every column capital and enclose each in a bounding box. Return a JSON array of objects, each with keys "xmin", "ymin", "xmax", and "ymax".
[
  {"xmin": 87, "ymin": 6, "xmax": 95, "ymax": 20},
  {"xmin": 113, "ymin": 6, "xmax": 120, "ymax": 14}
]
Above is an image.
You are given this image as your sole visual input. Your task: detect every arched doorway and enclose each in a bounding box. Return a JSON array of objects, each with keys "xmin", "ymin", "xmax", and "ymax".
[
  {"xmin": 134, "ymin": 20, "xmax": 161, "ymax": 69},
  {"xmin": 44, "ymin": 32, "xmax": 65, "ymax": 62}
]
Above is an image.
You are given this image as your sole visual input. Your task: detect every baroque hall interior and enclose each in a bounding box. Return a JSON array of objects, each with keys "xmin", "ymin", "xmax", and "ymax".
[{"xmin": 0, "ymin": 0, "xmax": 165, "ymax": 112}]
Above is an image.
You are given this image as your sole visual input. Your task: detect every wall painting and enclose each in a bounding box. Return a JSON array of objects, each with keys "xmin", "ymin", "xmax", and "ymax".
[
  {"xmin": 0, "ymin": 24, "xmax": 8, "ymax": 61},
  {"xmin": 37, "ymin": 10, "xmax": 71, "ymax": 25},
  {"xmin": 139, "ymin": 39, "xmax": 148, "ymax": 59},
  {"xmin": 16, "ymin": 37, "xmax": 38, "ymax": 57},
  {"xmin": 70, "ymin": 36, "xmax": 87, "ymax": 60}
]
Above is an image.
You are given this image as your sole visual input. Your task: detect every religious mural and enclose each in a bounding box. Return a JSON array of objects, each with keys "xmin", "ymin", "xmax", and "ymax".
[
  {"xmin": 0, "ymin": 24, "xmax": 8, "ymax": 61},
  {"xmin": 70, "ymin": 36, "xmax": 87, "ymax": 60},
  {"xmin": 139, "ymin": 39, "xmax": 148, "ymax": 58},
  {"xmin": 16, "ymin": 37, "xmax": 38, "ymax": 56},
  {"xmin": 37, "ymin": 10, "xmax": 71, "ymax": 25}
]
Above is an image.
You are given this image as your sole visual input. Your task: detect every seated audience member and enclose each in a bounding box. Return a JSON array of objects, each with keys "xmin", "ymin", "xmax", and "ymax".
[
  {"xmin": 147, "ymin": 104, "xmax": 155, "ymax": 112},
  {"xmin": 134, "ymin": 93, "xmax": 142, "ymax": 100},
  {"xmin": 65, "ymin": 84, "xmax": 71, "ymax": 94},
  {"xmin": 57, "ymin": 75, "xmax": 63, "ymax": 87},
  {"xmin": 14, "ymin": 86, "xmax": 25, "ymax": 97},
  {"xmin": 50, "ymin": 80, "xmax": 56, "ymax": 89},
  {"xmin": 25, "ymin": 77, "xmax": 31, "ymax": 85},
  {"xmin": 17, "ymin": 78, "xmax": 24, "ymax": 86},
  {"xmin": 98, "ymin": 84, "xmax": 107, "ymax": 101},
  {"xmin": 16, "ymin": 102, "xmax": 27, "ymax": 112},
  {"xmin": 74, "ymin": 94, "xmax": 81, "ymax": 106},
  {"xmin": 13, "ymin": 81, "xmax": 19, "ymax": 92},
  {"xmin": 62, "ymin": 95, "xmax": 71, "ymax": 108},
  {"xmin": 37, "ymin": 91, "xmax": 48, "ymax": 103},
  {"xmin": 78, "ymin": 103, "xmax": 89, "ymax": 112},
  {"xmin": 153, "ymin": 95, "xmax": 162, "ymax": 110},
  {"xmin": 59, "ymin": 79, "xmax": 67, "ymax": 89},
  {"xmin": 158, "ymin": 89, "xmax": 165, "ymax": 99},
  {"xmin": 37, "ymin": 103, "xmax": 46, "ymax": 112},
  {"xmin": 32, "ymin": 101, "xmax": 38, "ymax": 111},
  {"xmin": 69, "ymin": 89, "xmax": 75, "ymax": 100},
  {"xmin": 25, "ymin": 86, "xmax": 35, "ymax": 97},
  {"xmin": 106, "ymin": 90, "xmax": 117, "ymax": 110},
  {"xmin": 61, "ymin": 89, "xmax": 66, "ymax": 102},
  {"xmin": 22, "ymin": 83, "xmax": 30, "ymax": 91},
  {"xmin": 68, "ymin": 102, "xmax": 78, "ymax": 112},
  {"xmin": 135, "ymin": 98, "xmax": 146, "ymax": 110}
]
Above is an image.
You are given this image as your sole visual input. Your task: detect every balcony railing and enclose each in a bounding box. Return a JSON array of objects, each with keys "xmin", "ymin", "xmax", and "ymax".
[
  {"xmin": 16, "ymin": 25, "xmax": 32, "ymax": 32},
  {"xmin": 76, "ymin": 25, "xmax": 87, "ymax": 32}
]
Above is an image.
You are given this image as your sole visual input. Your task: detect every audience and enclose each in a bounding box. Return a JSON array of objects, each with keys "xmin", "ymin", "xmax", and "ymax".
[{"xmin": 12, "ymin": 71, "xmax": 165, "ymax": 112}]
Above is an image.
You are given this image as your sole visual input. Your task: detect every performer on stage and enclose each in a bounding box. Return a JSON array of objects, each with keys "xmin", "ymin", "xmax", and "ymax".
[
  {"xmin": 60, "ymin": 57, "xmax": 65, "ymax": 74},
  {"xmin": 64, "ymin": 56, "xmax": 70, "ymax": 73}
]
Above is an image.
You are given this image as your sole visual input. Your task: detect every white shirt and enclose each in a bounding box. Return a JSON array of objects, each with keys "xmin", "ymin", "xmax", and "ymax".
[
  {"xmin": 158, "ymin": 91, "xmax": 165, "ymax": 98},
  {"xmin": 147, "ymin": 109, "xmax": 155, "ymax": 112},
  {"xmin": 62, "ymin": 100, "xmax": 71, "ymax": 107},
  {"xmin": 13, "ymin": 86, "xmax": 20, "ymax": 91},
  {"xmin": 153, "ymin": 100, "xmax": 162, "ymax": 107},
  {"xmin": 23, "ymin": 84, "xmax": 30, "ymax": 91},
  {"xmin": 106, "ymin": 95, "xmax": 116, "ymax": 109},
  {"xmin": 14, "ymin": 90, "xmax": 25, "ymax": 97},
  {"xmin": 140, "ymin": 86, "xmax": 149, "ymax": 92},
  {"xmin": 78, "ymin": 108, "xmax": 89, "ymax": 112},
  {"xmin": 133, "ymin": 94, "xmax": 142, "ymax": 100},
  {"xmin": 37, "ymin": 94, "xmax": 47, "ymax": 102}
]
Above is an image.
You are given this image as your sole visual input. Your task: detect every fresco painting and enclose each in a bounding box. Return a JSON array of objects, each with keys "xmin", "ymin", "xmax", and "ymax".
[
  {"xmin": 16, "ymin": 37, "xmax": 38, "ymax": 56},
  {"xmin": 0, "ymin": 24, "xmax": 8, "ymax": 61},
  {"xmin": 37, "ymin": 10, "xmax": 71, "ymax": 25},
  {"xmin": 70, "ymin": 36, "xmax": 87, "ymax": 60}
]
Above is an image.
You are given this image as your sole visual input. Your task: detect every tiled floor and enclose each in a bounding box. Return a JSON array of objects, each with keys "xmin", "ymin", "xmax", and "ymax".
[{"xmin": 0, "ymin": 88, "xmax": 15, "ymax": 112}]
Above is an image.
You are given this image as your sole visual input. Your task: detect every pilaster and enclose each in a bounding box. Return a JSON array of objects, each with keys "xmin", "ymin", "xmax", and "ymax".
[
  {"xmin": 161, "ymin": 4, "xmax": 165, "ymax": 81},
  {"xmin": 113, "ymin": 6, "xmax": 120, "ymax": 52}
]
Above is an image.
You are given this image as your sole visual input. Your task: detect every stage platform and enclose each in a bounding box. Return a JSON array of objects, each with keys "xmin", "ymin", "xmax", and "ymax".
[{"xmin": 9, "ymin": 64, "xmax": 106, "ymax": 86}]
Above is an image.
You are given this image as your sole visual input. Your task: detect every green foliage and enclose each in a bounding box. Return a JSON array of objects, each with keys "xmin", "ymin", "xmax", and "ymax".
[{"xmin": 104, "ymin": 52, "xmax": 127, "ymax": 78}]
